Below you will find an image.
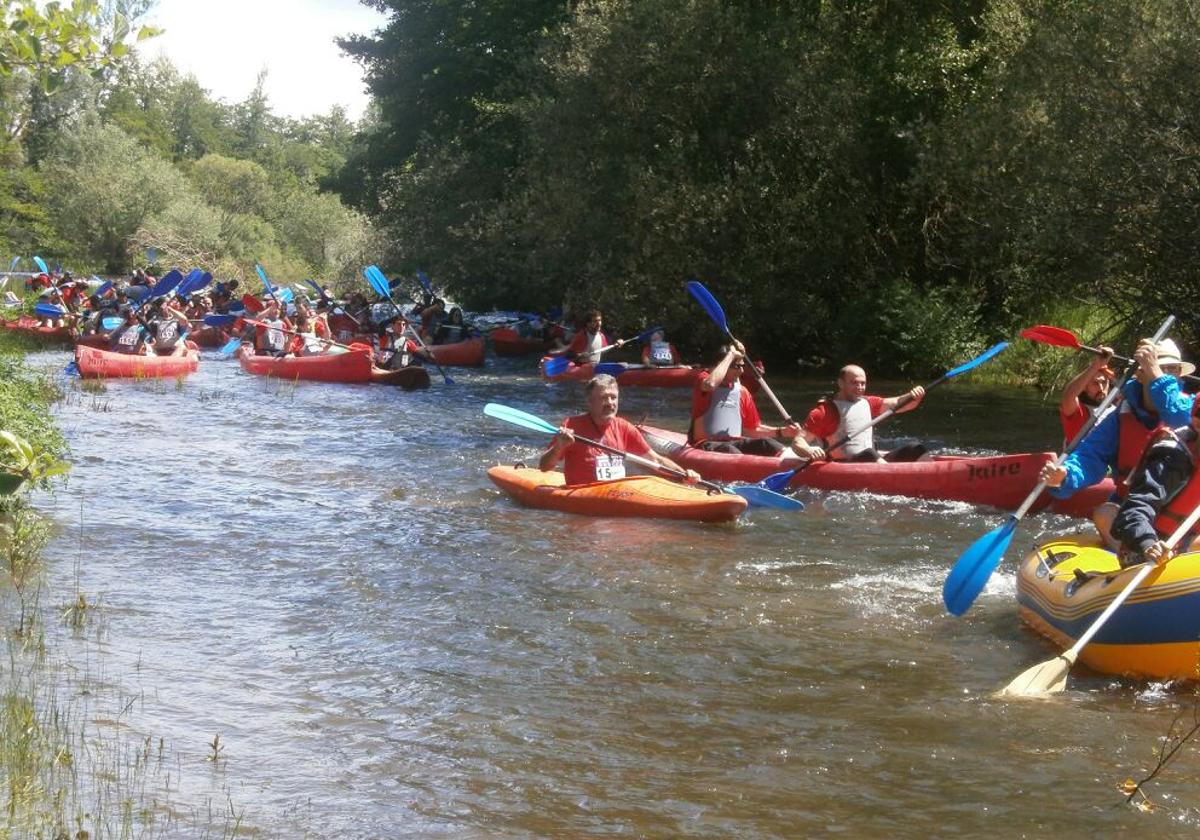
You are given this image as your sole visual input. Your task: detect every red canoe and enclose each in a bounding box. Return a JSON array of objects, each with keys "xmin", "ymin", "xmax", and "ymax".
[
  {"xmin": 190, "ymin": 325, "xmax": 229, "ymax": 348},
  {"xmin": 76, "ymin": 341, "xmax": 200, "ymax": 379},
  {"xmin": 639, "ymin": 425, "xmax": 1114, "ymax": 516},
  {"xmin": 237, "ymin": 345, "xmax": 373, "ymax": 383},
  {"xmin": 491, "ymin": 328, "xmax": 551, "ymax": 356},
  {"xmin": 425, "ymin": 337, "xmax": 486, "ymax": 367},
  {"xmin": 73, "ymin": 333, "xmax": 112, "ymax": 349},
  {"xmin": 1, "ymin": 316, "xmax": 74, "ymax": 346},
  {"xmin": 540, "ymin": 358, "xmax": 761, "ymax": 391}
]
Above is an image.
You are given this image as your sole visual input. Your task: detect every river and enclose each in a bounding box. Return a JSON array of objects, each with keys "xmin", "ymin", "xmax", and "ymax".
[{"xmin": 28, "ymin": 348, "xmax": 1200, "ymax": 837}]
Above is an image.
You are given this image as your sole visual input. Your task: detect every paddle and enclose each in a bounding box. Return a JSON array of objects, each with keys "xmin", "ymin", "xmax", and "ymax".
[
  {"xmin": 758, "ymin": 341, "xmax": 1011, "ymax": 492},
  {"xmin": 686, "ymin": 280, "xmax": 793, "ymax": 423},
  {"xmin": 364, "ymin": 264, "xmax": 453, "ymax": 384},
  {"xmin": 942, "ymin": 314, "xmax": 1177, "ymax": 616},
  {"xmin": 34, "ymin": 302, "xmax": 66, "ymax": 319},
  {"xmin": 101, "ymin": 316, "xmax": 123, "ymax": 331},
  {"xmin": 1001, "ymin": 502, "xmax": 1200, "ymax": 697},
  {"xmin": 96, "ymin": 280, "xmax": 113, "ymax": 297},
  {"xmin": 483, "ymin": 402, "xmax": 804, "ymax": 511},
  {"xmin": 543, "ymin": 325, "xmax": 665, "ymax": 377},
  {"xmin": 8, "ymin": 256, "xmax": 18, "ymax": 271},
  {"xmin": 416, "ymin": 269, "xmax": 434, "ymax": 297},
  {"xmin": 203, "ymin": 313, "xmax": 240, "ymax": 328},
  {"xmin": 220, "ymin": 316, "xmax": 371, "ymax": 357},
  {"xmin": 34, "ymin": 256, "xmax": 48, "ymax": 275},
  {"xmin": 255, "ymin": 263, "xmax": 282, "ymax": 308},
  {"xmin": 240, "ymin": 293, "xmax": 265, "ymax": 315},
  {"xmin": 1021, "ymin": 324, "xmax": 1200, "ymax": 387}
]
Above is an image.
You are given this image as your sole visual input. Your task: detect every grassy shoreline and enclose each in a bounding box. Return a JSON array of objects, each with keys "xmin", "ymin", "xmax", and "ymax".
[{"xmin": 0, "ymin": 332, "xmax": 244, "ymax": 837}]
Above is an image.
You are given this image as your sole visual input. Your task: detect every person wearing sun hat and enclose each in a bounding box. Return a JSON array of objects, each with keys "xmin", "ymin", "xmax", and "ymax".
[
  {"xmin": 1111, "ymin": 394, "xmax": 1200, "ymax": 566},
  {"xmin": 1042, "ymin": 335, "xmax": 1197, "ymax": 548}
]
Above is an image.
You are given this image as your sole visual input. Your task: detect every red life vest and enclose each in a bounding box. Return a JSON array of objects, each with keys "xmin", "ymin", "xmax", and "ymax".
[
  {"xmin": 1150, "ymin": 430, "xmax": 1200, "ymax": 544},
  {"xmin": 1115, "ymin": 403, "xmax": 1163, "ymax": 495}
]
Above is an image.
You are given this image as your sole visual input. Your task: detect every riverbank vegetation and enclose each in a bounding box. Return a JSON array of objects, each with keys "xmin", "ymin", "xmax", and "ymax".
[{"xmin": 340, "ymin": 0, "xmax": 1200, "ymax": 374}]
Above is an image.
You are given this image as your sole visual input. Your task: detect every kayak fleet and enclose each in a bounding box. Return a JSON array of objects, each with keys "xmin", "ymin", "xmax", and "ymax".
[{"xmin": 6, "ymin": 257, "xmax": 1200, "ymax": 691}]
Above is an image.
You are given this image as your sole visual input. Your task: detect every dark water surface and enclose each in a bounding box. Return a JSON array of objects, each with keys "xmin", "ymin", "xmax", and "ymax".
[{"xmin": 30, "ymin": 350, "xmax": 1200, "ymax": 837}]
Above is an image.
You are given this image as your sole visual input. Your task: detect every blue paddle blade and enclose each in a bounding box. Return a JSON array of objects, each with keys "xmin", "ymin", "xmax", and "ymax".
[
  {"xmin": 204, "ymin": 314, "xmax": 238, "ymax": 327},
  {"xmin": 126, "ymin": 285, "xmax": 150, "ymax": 302},
  {"xmin": 543, "ymin": 356, "xmax": 571, "ymax": 377},
  {"xmin": 34, "ymin": 256, "xmax": 48, "ymax": 274},
  {"xmin": 363, "ymin": 265, "xmax": 388, "ymax": 297},
  {"xmin": 484, "ymin": 402, "xmax": 559, "ymax": 435},
  {"xmin": 225, "ymin": 301, "xmax": 246, "ymax": 313},
  {"xmin": 760, "ymin": 467, "xmax": 798, "ymax": 493},
  {"xmin": 9, "ymin": 256, "xmax": 19, "ymax": 270},
  {"xmin": 731, "ymin": 484, "xmax": 804, "ymax": 511},
  {"xmin": 149, "ymin": 269, "xmax": 183, "ymax": 298},
  {"xmin": 219, "ymin": 336, "xmax": 242, "ymax": 356},
  {"xmin": 63, "ymin": 360, "xmax": 80, "ymax": 377},
  {"xmin": 278, "ymin": 287, "xmax": 294, "ymax": 304},
  {"xmin": 101, "ymin": 316, "xmax": 123, "ymax": 330},
  {"xmin": 942, "ymin": 517, "xmax": 1018, "ymax": 616},
  {"xmin": 594, "ymin": 362, "xmax": 627, "ymax": 376},
  {"xmin": 943, "ymin": 341, "xmax": 1010, "ymax": 380},
  {"xmin": 686, "ymin": 280, "xmax": 729, "ymax": 334},
  {"xmin": 255, "ymin": 264, "xmax": 272, "ymax": 293},
  {"xmin": 416, "ymin": 270, "xmax": 433, "ymax": 294},
  {"xmin": 632, "ymin": 324, "xmax": 665, "ymax": 343},
  {"xmin": 96, "ymin": 280, "xmax": 113, "ymax": 296},
  {"xmin": 34, "ymin": 302, "xmax": 65, "ymax": 318}
]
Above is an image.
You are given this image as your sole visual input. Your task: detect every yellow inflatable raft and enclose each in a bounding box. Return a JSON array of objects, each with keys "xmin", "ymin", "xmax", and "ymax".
[{"xmin": 1017, "ymin": 535, "xmax": 1200, "ymax": 681}]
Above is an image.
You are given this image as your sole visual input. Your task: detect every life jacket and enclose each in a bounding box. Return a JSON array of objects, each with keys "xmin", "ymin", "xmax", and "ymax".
[
  {"xmin": 1146, "ymin": 427, "xmax": 1200, "ymax": 545},
  {"xmin": 113, "ymin": 324, "xmax": 144, "ymax": 354},
  {"xmin": 698, "ymin": 380, "xmax": 744, "ymax": 441},
  {"xmin": 579, "ymin": 330, "xmax": 606, "ymax": 363},
  {"xmin": 328, "ymin": 313, "xmax": 356, "ymax": 341},
  {"xmin": 647, "ymin": 341, "xmax": 675, "ymax": 366},
  {"xmin": 153, "ymin": 319, "xmax": 180, "ymax": 350},
  {"xmin": 825, "ymin": 397, "xmax": 874, "ymax": 459},
  {"xmin": 1115, "ymin": 401, "xmax": 1163, "ymax": 495},
  {"xmin": 257, "ymin": 318, "xmax": 288, "ymax": 352}
]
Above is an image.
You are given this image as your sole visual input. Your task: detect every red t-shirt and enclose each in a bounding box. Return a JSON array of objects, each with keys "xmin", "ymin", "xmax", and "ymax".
[
  {"xmin": 1060, "ymin": 404, "xmax": 1089, "ymax": 445},
  {"xmin": 561, "ymin": 414, "xmax": 651, "ymax": 485},
  {"xmin": 803, "ymin": 395, "xmax": 886, "ymax": 440},
  {"xmin": 690, "ymin": 379, "xmax": 761, "ymax": 441}
]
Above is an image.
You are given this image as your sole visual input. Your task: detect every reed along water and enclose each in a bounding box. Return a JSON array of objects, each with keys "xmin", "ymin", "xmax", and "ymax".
[{"xmin": 29, "ymin": 349, "xmax": 1200, "ymax": 837}]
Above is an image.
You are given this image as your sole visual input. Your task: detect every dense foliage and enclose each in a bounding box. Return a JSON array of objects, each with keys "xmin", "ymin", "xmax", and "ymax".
[
  {"xmin": 342, "ymin": 0, "xmax": 1200, "ymax": 373},
  {"xmin": 0, "ymin": 3, "xmax": 373, "ymax": 285}
]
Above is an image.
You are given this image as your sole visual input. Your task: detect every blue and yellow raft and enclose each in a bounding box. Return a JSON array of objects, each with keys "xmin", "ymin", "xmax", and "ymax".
[{"xmin": 1017, "ymin": 535, "xmax": 1200, "ymax": 681}]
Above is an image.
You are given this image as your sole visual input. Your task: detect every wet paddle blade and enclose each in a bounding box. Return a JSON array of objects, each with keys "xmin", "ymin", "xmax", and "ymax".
[
  {"xmin": 731, "ymin": 484, "xmax": 804, "ymax": 511},
  {"xmin": 1019, "ymin": 325, "xmax": 1082, "ymax": 350},
  {"xmin": 34, "ymin": 256, "xmax": 48, "ymax": 274},
  {"xmin": 255, "ymin": 264, "xmax": 273, "ymax": 295},
  {"xmin": 484, "ymin": 402, "xmax": 558, "ymax": 435},
  {"xmin": 219, "ymin": 336, "xmax": 242, "ymax": 356},
  {"xmin": 241, "ymin": 294, "xmax": 264, "ymax": 314},
  {"xmin": 101, "ymin": 316, "xmax": 123, "ymax": 330},
  {"xmin": 363, "ymin": 265, "xmax": 389, "ymax": 298},
  {"xmin": 760, "ymin": 467, "xmax": 799, "ymax": 493},
  {"xmin": 942, "ymin": 517, "xmax": 1017, "ymax": 616},
  {"xmin": 416, "ymin": 270, "xmax": 433, "ymax": 294},
  {"xmin": 999, "ymin": 653, "xmax": 1072, "ymax": 697},
  {"xmin": 594, "ymin": 362, "xmax": 627, "ymax": 376},
  {"xmin": 34, "ymin": 302, "xmax": 65, "ymax": 318},
  {"xmin": 542, "ymin": 356, "xmax": 571, "ymax": 377},
  {"xmin": 943, "ymin": 341, "xmax": 1009, "ymax": 380},
  {"xmin": 686, "ymin": 280, "xmax": 729, "ymax": 334},
  {"xmin": 63, "ymin": 360, "xmax": 79, "ymax": 377}
]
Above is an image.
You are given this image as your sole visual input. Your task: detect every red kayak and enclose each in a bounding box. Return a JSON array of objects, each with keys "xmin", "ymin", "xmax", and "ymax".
[
  {"xmin": 190, "ymin": 325, "xmax": 229, "ymax": 348},
  {"xmin": 491, "ymin": 328, "xmax": 551, "ymax": 356},
  {"xmin": 1, "ymin": 316, "xmax": 74, "ymax": 346},
  {"xmin": 237, "ymin": 345, "xmax": 374, "ymax": 383},
  {"xmin": 73, "ymin": 333, "xmax": 112, "ymax": 349},
  {"xmin": 425, "ymin": 337, "xmax": 485, "ymax": 367},
  {"xmin": 76, "ymin": 341, "xmax": 200, "ymax": 379},
  {"xmin": 639, "ymin": 426, "xmax": 1115, "ymax": 516},
  {"xmin": 540, "ymin": 358, "xmax": 761, "ymax": 391}
]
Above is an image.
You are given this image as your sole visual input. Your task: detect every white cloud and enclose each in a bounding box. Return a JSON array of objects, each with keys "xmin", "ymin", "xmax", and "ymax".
[{"xmin": 138, "ymin": 0, "xmax": 388, "ymax": 120}]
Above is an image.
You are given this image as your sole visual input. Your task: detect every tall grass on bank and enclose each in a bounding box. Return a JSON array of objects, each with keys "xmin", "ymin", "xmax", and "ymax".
[{"xmin": 0, "ymin": 335, "xmax": 245, "ymax": 837}]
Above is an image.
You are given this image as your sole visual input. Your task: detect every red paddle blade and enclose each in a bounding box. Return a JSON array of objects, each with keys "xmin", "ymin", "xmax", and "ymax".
[
  {"xmin": 241, "ymin": 293, "xmax": 265, "ymax": 314},
  {"xmin": 1019, "ymin": 324, "xmax": 1081, "ymax": 349}
]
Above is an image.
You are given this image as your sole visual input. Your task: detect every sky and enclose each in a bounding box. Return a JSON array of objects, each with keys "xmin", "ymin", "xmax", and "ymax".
[{"xmin": 138, "ymin": 0, "xmax": 390, "ymax": 121}]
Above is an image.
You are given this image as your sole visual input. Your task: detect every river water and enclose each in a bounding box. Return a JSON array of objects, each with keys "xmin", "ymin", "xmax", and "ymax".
[{"xmin": 28, "ymin": 349, "xmax": 1200, "ymax": 837}]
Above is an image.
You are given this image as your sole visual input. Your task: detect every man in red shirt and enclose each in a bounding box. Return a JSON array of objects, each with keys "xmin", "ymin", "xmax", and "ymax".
[
  {"xmin": 1058, "ymin": 348, "xmax": 1114, "ymax": 446},
  {"xmin": 690, "ymin": 343, "xmax": 826, "ymax": 459},
  {"xmin": 540, "ymin": 374, "xmax": 699, "ymax": 485},
  {"xmin": 803, "ymin": 365, "xmax": 926, "ymax": 462},
  {"xmin": 559, "ymin": 310, "xmax": 624, "ymax": 364}
]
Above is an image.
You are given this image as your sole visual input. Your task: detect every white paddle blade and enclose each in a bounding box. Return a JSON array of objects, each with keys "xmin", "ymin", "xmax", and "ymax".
[{"xmin": 999, "ymin": 652, "xmax": 1073, "ymax": 697}]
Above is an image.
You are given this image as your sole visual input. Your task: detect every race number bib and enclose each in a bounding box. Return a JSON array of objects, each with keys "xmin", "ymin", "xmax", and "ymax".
[
  {"xmin": 159, "ymin": 322, "xmax": 178, "ymax": 343},
  {"xmin": 594, "ymin": 454, "xmax": 626, "ymax": 481},
  {"xmin": 119, "ymin": 328, "xmax": 140, "ymax": 346},
  {"xmin": 267, "ymin": 324, "xmax": 285, "ymax": 350}
]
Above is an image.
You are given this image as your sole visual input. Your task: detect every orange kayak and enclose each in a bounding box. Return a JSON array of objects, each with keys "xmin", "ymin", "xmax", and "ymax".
[
  {"xmin": 1, "ymin": 316, "xmax": 74, "ymax": 346},
  {"xmin": 76, "ymin": 341, "xmax": 200, "ymax": 379},
  {"xmin": 236, "ymin": 345, "xmax": 374, "ymax": 383},
  {"xmin": 491, "ymin": 327, "xmax": 550, "ymax": 356},
  {"xmin": 425, "ymin": 337, "xmax": 485, "ymax": 367},
  {"xmin": 487, "ymin": 465, "xmax": 746, "ymax": 522}
]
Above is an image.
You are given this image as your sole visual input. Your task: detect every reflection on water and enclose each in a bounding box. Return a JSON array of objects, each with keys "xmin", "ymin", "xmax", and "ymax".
[{"xmin": 27, "ymin": 350, "xmax": 1200, "ymax": 837}]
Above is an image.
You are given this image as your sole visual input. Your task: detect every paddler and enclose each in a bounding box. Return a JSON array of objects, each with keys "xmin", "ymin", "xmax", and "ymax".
[
  {"xmin": 108, "ymin": 304, "xmax": 147, "ymax": 355},
  {"xmin": 641, "ymin": 329, "xmax": 681, "ymax": 367},
  {"xmin": 1059, "ymin": 347, "xmax": 1115, "ymax": 446},
  {"xmin": 378, "ymin": 313, "xmax": 421, "ymax": 370},
  {"xmin": 540, "ymin": 374, "xmax": 699, "ymax": 485},
  {"xmin": 802, "ymin": 364, "xmax": 926, "ymax": 462},
  {"xmin": 146, "ymin": 298, "xmax": 190, "ymax": 357},
  {"xmin": 557, "ymin": 310, "xmax": 623, "ymax": 365},
  {"xmin": 1110, "ymin": 397, "xmax": 1200, "ymax": 566},
  {"xmin": 690, "ymin": 343, "xmax": 826, "ymax": 459},
  {"xmin": 1041, "ymin": 337, "xmax": 1196, "ymax": 548},
  {"xmin": 252, "ymin": 300, "xmax": 292, "ymax": 356}
]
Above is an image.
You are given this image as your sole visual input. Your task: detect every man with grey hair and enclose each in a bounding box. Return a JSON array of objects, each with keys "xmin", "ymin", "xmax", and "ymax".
[{"xmin": 540, "ymin": 374, "xmax": 700, "ymax": 486}]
